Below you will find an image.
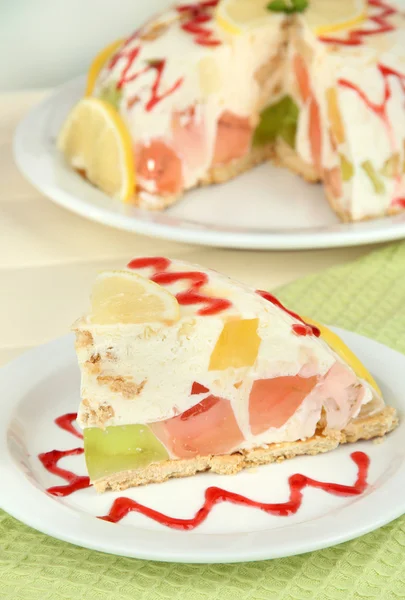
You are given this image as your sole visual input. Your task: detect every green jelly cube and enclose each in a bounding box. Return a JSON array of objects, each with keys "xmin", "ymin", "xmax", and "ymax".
[
  {"xmin": 98, "ymin": 82, "xmax": 122, "ymax": 111},
  {"xmin": 84, "ymin": 424, "xmax": 169, "ymax": 480},
  {"xmin": 340, "ymin": 153, "xmax": 354, "ymax": 182},
  {"xmin": 253, "ymin": 95, "xmax": 299, "ymax": 149},
  {"xmin": 361, "ymin": 160, "xmax": 385, "ymax": 195}
]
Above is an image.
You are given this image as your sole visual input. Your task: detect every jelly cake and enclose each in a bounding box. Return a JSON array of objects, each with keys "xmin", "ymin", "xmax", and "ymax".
[
  {"xmin": 58, "ymin": 0, "xmax": 405, "ymax": 221},
  {"xmin": 73, "ymin": 257, "xmax": 398, "ymax": 491}
]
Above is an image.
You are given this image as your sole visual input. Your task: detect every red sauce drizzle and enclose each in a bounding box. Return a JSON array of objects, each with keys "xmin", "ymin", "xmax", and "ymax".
[
  {"xmin": 127, "ymin": 256, "xmax": 171, "ymax": 271},
  {"xmin": 99, "ymin": 452, "xmax": 369, "ymax": 529},
  {"xmin": 338, "ymin": 63, "xmax": 405, "ymax": 205},
  {"xmin": 40, "ymin": 413, "xmax": 370, "ymax": 530},
  {"xmin": 177, "ymin": 0, "xmax": 221, "ymax": 47},
  {"xmin": 38, "ymin": 447, "xmax": 91, "ymax": 497},
  {"xmin": 55, "ymin": 413, "xmax": 83, "ymax": 440},
  {"xmin": 127, "ymin": 256, "xmax": 232, "ymax": 316},
  {"xmin": 319, "ymin": 0, "xmax": 397, "ymax": 46},
  {"xmin": 108, "ymin": 47, "xmax": 183, "ymax": 111},
  {"xmin": 257, "ymin": 290, "xmax": 320, "ymax": 337},
  {"xmin": 339, "ymin": 64, "xmax": 405, "ymax": 123}
]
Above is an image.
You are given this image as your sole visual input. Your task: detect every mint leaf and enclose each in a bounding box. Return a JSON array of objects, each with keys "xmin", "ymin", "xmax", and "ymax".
[{"xmin": 267, "ymin": 0, "xmax": 308, "ymax": 14}]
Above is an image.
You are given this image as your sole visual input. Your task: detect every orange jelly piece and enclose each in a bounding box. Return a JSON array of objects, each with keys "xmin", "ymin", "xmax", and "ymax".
[
  {"xmin": 249, "ymin": 375, "xmax": 319, "ymax": 435},
  {"xmin": 151, "ymin": 395, "xmax": 244, "ymax": 459},
  {"xmin": 209, "ymin": 318, "xmax": 261, "ymax": 371}
]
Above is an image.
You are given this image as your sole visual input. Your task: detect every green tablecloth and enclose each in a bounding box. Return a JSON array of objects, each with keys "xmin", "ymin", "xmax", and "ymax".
[{"xmin": 1, "ymin": 242, "xmax": 405, "ymax": 600}]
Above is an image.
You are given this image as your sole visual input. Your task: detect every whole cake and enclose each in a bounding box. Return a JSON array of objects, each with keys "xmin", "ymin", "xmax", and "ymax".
[
  {"xmin": 73, "ymin": 257, "xmax": 397, "ymax": 491},
  {"xmin": 59, "ymin": 0, "xmax": 405, "ymax": 221}
]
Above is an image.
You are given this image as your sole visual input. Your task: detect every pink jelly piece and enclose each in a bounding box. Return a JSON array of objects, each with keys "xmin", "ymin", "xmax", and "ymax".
[
  {"xmin": 249, "ymin": 375, "xmax": 319, "ymax": 435},
  {"xmin": 309, "ymin": 97, "xmax": 322, "ymax": 175},
  {"xmin": 212, "ymin": 111, "xmax": 252, "ymax": 166},
  {"xmin": 151, "ymin": 395, "xmax": 244, "ymax": 458},
  {"xmin": 293, "ymin": 54, "xmax": 311, "ymax": 103},
  {"xmin": 136, "ymin": 140, "xmax": 183, "ymax": 195},
  {"xmin": 172, "ymin": 106, "xmax": 208, "ymax": 170}
]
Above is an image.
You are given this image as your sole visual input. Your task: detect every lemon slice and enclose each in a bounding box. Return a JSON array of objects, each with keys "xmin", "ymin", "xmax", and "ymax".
[
  {"xmin": 305, "ymin": 317, "xmax": 382, "ymax": 395},
  {"xmin": 90, "ymin": 270, "xmax": 180, "ymax": 325},
  {"xmin": 216, "ymin": 0, "xmax": 367, "ymax": 36},
  {"xmin": 57, "ymin": 97, "xmax": 135, "ymax": 202},
  {"xmin": 305, "ymin": 0, "xmax": 367, "ymax": 36},
  {"xmin": 215, "ymin": 0, "xmax": 271, "ymax": 35},
  {"xmin": 85, "ymin": 39, "xmax": 124, "ymax": 96}
]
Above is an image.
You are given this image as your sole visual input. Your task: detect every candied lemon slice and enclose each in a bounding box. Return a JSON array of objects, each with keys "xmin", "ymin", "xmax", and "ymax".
[
  {"xmin": 58, "ymin": 97, "xmax": 135, "ymax": 202},
  {"xmin": 305, "ymin": 317, "xmax": 381, "ymax": 395},
  {"xmin": 215, "ymin": 0, "xmax": 272, "ymax": 35},
  {"xmin": 90, "ymin": 270, "xmax": 180, "ymax": 325},
  {"xmin": 85, "ymin": 39, "xmax": 124, "ymax": 96},
  {"xmin": 306, "ymin": 0, "xmax": 367, "ymax": 36},
  {"xmin": 209, "ymin": 318, "xmax": 261, "ymax": 370}
]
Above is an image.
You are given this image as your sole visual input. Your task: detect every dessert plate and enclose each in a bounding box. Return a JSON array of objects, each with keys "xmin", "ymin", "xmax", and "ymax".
[
  {"xmin": 0, "ymin": 328, "xmax": 404, "ymax": 563},
  {"xmin": 14, "ymin": 76, "xmax": 405, "ymax": 250}
]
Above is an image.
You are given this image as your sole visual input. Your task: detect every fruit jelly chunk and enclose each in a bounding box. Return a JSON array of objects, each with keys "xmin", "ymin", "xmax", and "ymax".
[
  {"xmin": 84, "ymin": 424, "xmax": 169, "ymax": 480},
  {"xmin": 151, "ymin": 395, "xmax": 244, "ymax": 459},
  {"xmin": 209, "ymin": 318, "xmax": 260, "ymax": 370},
  {"xmin": 249, "ymin": 375, "xmax": 319, "ymax": 435}
]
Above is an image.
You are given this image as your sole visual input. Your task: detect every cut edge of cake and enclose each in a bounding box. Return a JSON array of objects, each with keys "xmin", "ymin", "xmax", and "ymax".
[
  {"xmin": 93, "ymin": 405, "xmax": 398, "ymax": 492},
  {"xmin": 136, "ymin": 143, "xmax": 276, "ymax": 210}
]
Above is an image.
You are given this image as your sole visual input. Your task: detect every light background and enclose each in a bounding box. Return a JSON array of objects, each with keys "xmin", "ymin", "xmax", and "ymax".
[{"xmin": 0, "ymin": 0, "xmax": 171, "ymax": 90}]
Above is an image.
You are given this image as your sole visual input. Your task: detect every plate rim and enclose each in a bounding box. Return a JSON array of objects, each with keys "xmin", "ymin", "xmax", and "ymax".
[
  {"xmin": 0, "ymin": 329, "xmax": 404, "ymax": 563},
  {"xmin": 13, "ymin": 75, "xmax": 405, "ymax": 251}
]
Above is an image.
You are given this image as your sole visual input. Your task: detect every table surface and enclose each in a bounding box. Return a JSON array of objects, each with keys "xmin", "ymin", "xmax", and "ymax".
[{"xmin": 0, "ymin": 90, "xmax": 383, "ymax": 367}]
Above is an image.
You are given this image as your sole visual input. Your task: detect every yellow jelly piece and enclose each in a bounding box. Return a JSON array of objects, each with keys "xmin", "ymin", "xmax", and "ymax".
[
  {"xmin": 209, "ymin": 318, "xmax": 261, "ymax": 371},
  {"xmin": 340, "ymin": 153, "xmax": 354, "ymax": 181},
  {"xmin": 326, "ymin": 87, "xmax": 345, "ymax": 145},
  {"xmin": 380, "ymin": 153, "xmax": 401, "ymax": 179},
  {"xmin": 305, "ymin": 317, "xmax": 381, "ymax": 395}
]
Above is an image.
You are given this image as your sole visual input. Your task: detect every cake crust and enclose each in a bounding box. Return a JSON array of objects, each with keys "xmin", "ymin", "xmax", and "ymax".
[
  {"xmin": 93, "ymin": 406, "xmax": 398, "ymax": 492},
  {"xmin": 136, "ymin": 144, "xmax": 275, "ymax": 210}
]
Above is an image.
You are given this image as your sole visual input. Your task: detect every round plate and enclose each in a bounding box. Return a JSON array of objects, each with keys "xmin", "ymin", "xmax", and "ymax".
[
  {"xmin": 0, "ymin": 329, "xmax": 404, "ymax": 563},
  {"xmin": 14, "ymin": 76, "xmax": 405, "ymax": 250}
]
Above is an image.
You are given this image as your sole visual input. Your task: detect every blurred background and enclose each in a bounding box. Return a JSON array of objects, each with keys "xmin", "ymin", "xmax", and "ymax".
[{"xmin": 0, "ymin": 0, "xmax": 171, "ymax": 90}]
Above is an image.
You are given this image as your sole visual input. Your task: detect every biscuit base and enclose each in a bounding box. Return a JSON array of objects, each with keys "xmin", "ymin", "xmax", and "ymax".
[
  {"xmin": 94, "ymin": 406, "xmax": 398, "ymax": 492},
  {"xmin": 135, "ymin": 144, "xmax": 275, "ymax": 210}
]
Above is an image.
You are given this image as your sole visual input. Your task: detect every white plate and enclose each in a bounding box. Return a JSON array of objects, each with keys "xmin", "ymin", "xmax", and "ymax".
[
  {"xmin": 0, "ymin": 328, "xmax": 404, "ymax": 563},
  {"xmin": 14, "ymin": 76, "xmax": 405, "ymax": 250}
]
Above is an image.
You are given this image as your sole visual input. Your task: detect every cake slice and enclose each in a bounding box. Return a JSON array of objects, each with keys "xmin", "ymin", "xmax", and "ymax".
[{"xmin": 73, "ymin": 257, "xmax": 398, "ymax": 492}]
